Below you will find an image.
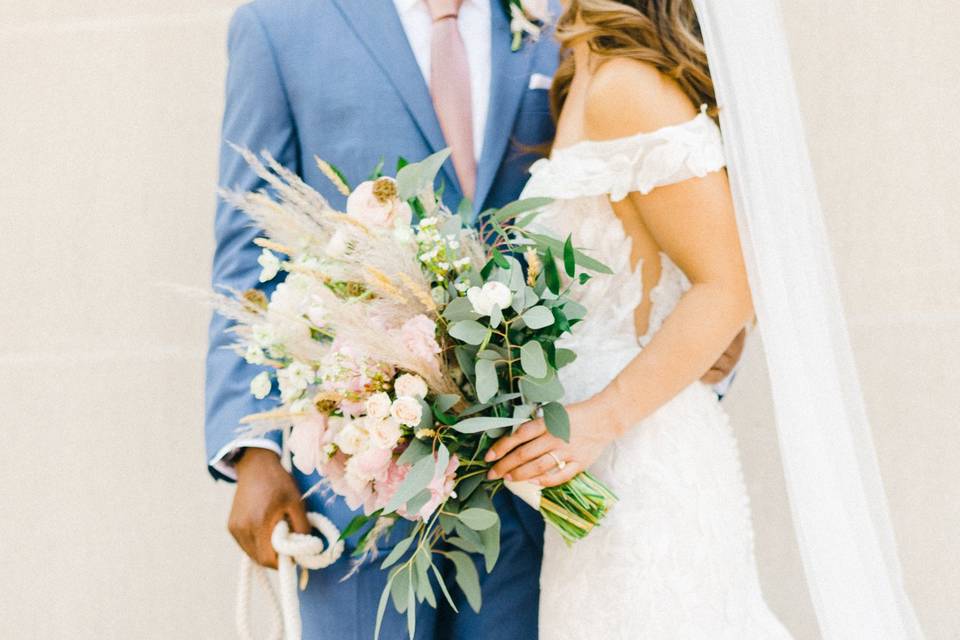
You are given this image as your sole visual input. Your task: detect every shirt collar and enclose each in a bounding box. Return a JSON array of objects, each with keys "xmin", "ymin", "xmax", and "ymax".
[{"xmin": 394, "ymin": 0, "xmax": 486, "ymax": 15}]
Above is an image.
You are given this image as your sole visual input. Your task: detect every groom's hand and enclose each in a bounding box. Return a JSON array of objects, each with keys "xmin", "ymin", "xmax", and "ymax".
[
  {"xmin": 701, "ymin": 328, "xmax": 747, "ymax": 384},
  {"xmin": 228, "ymin": 448, "xmax": 311, "ymax": 569}
]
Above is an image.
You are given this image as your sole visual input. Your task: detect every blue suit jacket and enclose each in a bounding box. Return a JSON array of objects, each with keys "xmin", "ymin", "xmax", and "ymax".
[{"xmin": 205, "ymin": 0, "xmax": 560, "ymax": 546}]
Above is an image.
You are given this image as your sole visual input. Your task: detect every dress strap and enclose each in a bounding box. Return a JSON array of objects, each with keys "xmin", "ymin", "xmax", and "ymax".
[{"xmin": 525, "ymin": 106, "xmax": 726, "ymax": 202}]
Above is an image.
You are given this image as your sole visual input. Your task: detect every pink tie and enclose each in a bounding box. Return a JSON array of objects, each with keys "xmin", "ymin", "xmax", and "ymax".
[{"xmin": 426, "ymin": 0, "xmax": 477, "ymax": 201}]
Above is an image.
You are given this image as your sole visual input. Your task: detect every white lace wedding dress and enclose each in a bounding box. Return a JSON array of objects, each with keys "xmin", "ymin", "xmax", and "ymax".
[{"xmin": 522, "ymin": 108, "xmax": 792, "ymax": 639}]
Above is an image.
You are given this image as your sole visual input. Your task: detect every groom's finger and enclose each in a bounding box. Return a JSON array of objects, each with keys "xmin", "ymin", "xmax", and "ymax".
[{"xmin": 485, "ymin": 418, "xmax": 546, "ymax": 463}]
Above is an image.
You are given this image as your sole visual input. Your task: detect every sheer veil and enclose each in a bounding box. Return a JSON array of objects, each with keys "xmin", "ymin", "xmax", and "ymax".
[{"xmin": 692, "ymin": 0, "xmax": 924, "ymax": 637}]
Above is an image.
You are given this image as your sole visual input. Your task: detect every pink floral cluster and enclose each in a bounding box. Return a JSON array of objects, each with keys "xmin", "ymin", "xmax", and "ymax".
[{"xmin": 287, "ymin": 368, "xmax": 458, "ymax": 521}]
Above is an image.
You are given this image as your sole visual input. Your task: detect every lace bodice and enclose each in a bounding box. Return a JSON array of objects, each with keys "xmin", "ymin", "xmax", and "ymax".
[{"xmin": 521, "ymin": 107, "xmax": 725, "ymax": 363}]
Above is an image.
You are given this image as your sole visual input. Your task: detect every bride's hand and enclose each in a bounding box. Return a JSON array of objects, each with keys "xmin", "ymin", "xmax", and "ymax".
[{"xmin": 484, "ymin": 400, "xmax": 622, "ymax": 488}]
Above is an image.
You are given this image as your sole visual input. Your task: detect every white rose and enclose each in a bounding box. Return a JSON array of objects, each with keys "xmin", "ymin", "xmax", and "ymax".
[
  {"xmin": 520, "ymin": 0, "xmax": 550, "ymax": 21},
  {"xmin": 257, "ymin": 248, "xmax": 281, "ymax": 283},
  {"xmin": 368, "ymin": 417, "xmax": 403, "ymax": 450},
  {"xmin": 365, "ymin": 392, "xmax": 392, "ymax": 420},
  {"xmin": 466, "ymin": 281, "xmax": 513, "ymax": 316},
  {"xmin": 250, "ymin": 371, "xmax": 272, "ymax": 400},
  {"xmin": 335, "ymin": 420, "xmax": 368, "ymax": 456},
  {"xmin": 394, "ymin": 374, "xmax": 428, "ymax": 400},
  {"xmin": 390, "ymin": 396, "xmax": 423, "ymax": 426}
]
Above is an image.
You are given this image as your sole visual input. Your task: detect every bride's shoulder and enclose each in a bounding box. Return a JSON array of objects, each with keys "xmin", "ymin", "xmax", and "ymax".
[{"xmin": 584, "ymin": 58, "xmax": 701, "ymax": 142}]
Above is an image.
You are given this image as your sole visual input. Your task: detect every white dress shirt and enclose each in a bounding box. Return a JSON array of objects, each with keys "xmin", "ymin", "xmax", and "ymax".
[
  {"xmin": 210, "ymin": 0, "xmax": 494, "ymax": 478},
  {"xmin": 393, "ymin": 0, "xmax": 491, "ymax": 161}
]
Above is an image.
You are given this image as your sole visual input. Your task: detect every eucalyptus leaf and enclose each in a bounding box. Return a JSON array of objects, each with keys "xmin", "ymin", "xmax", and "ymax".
[
  {"xmin": 478, "ymin": 515, "xmax": 501, "ymax": 572},
  {"xmin": 385, "ymin": 454, "xmax": 436, "ymax": 513},
  {"xmin": 397, "ymin": 438, "xmax": 432, "ymax": 466},
  {"xmin": 435, "ymin": 394, "xmax": 460, "ymax": 413},
  {"xmin": 475, "ymin": 359, "xmax": 499, "ymax": 403},
  {"xmin": 489, "ymin": 304, "xmax": 503, "ymax": 329},
  {"xmin": 455, "ymin": 345, "xmax": 477, "ymax": 377},
  {"xmin": 443, "ymin": 296, "xmax": 480, "ymax": 322},
  {"xmin": 492, "ymin": 196, "xmax": 553, "ymax": 223},
  {"xmin": 456, "ymin": 473, "xmax": 485, "ymax": 502},
  {"xmin": 375, "ymin": 570, "xmax": 397, "ymax": 639},
  {"xmin": 448, "ymin": 551, "xmax": 482, "ymax": 613},
  {"xmin": 520, "ymin": 372, "xmax": 565, "ymax": 404},
  {"xmin": 555, "ymin": 348, "xmax": 577, "ymax": 368},
  {"xmin": 397, "ymin": 148, "xmax": 452, "ymax": 200},
  {"xmin": 451, "ymin": 416, "xmax": 527, "ymax": 434},
  {"xmin": 457, "ymin": 508, "xmax": 499, "ymax": 531},
  {"xmin": 381, "ymin": 531, "xmax": 416, "ymax": 569},
  {"xmin": 448, "ymin": 535, "xmax": 483, "ymax": 554},
  {"xmin": 543, "ymin": 402, "xmax": 571, "ymax": 442},
  {"xmin": 405, "ymin": 488, "xmax": 432, "ymax": 516},
  {"xmin": 521, "ymin": 306, "xmax": 554, "ymax": 330},
  {"xmin": 512, "ymin": 403, "xmax": 535, "ymax": 421},
  {"xmin": 432, "ymin": 564, "xmax": 458, "ymax": 612},
  {"xmin": 449, "ymin": 320, "xmax": 489, "ymax": 346},
  {"xmin": 390, "ymin": 566, "xmax": 410, "ymax": 613},
  {"xmin": 520, "ymin": 341, "xmax": 548, "ymax": 378},
  {"xmin": 563, "ymin": 299, "xmax": 587, "ymax": 321}
]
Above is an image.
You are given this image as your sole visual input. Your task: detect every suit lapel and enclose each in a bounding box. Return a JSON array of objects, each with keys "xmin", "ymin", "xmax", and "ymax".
[
  {"xmin": 329, "ymin": 0, "xmax": 461, "ymax": 194},
  {"xmin": 473, "ymin": 2, "xmax": 537, "ymax": 214}
]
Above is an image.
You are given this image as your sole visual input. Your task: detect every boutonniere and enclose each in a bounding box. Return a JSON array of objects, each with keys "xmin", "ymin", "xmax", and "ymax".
[{"xmin": 505, "ymin": 0, "xmax": 551, "ymax": 51}]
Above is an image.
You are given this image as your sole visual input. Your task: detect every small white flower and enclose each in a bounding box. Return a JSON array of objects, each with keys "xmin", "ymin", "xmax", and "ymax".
[
  {"xmin": 250, "ymin": 371, "xmax": 272, "ymax": 400},
  {"xmin": 257, "ymin": 249, "xmax": 281, "ymax": 283},
  {"xmin": 365, "ymin": 392, "xmax": 393, "ymax": 420},
  {"xmin": 394, "ymin": 374, "xmax": 429, "ymax": 400},
  {"xmin": 251, "ymin": 324, "xmax": 275, "ymax": 348},
  {"xmin": 390, "ymin": 396, "xmax": 423, "ymax": 426},
  {"xmin": 447, "ymin": 239, "xmax": 461, "ymax": 250},
  {"xmin": 287, "ymin": 361, "xmax": 316, "ymax": 389},
  {"xmin": 244, "ymin": 344, "xmax": 266, "ymax": 365},
  {"xmin": 454, "ymin": 281, "xmax": 469, "ymax": 293},
  {"xmin": 326, "ymin": 230, "xmax": 351, "ymax": 258},
  {"xmin": 467, "ymin": 281, "xmax": 513, "ymax": 316}
]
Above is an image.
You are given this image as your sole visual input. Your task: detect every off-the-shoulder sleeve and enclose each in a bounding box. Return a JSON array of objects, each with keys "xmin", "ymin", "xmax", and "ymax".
[{"xmin": 523, "ymin": 106, "xmax": 726, "ymax": 202}]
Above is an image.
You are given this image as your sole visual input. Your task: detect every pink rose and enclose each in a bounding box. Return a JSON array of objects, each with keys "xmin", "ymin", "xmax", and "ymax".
[{"xmin": 346, "ymin": 179, "xmax": 413, "ymax": 228}]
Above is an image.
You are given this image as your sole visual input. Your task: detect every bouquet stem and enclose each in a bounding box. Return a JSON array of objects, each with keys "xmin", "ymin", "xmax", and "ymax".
[{"xmin": 505, "ymin": 472, "xmax": 617, "ymax": 545}]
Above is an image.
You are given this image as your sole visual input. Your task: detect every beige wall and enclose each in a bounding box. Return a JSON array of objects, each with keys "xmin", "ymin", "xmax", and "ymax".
[{"xmin": 0, "ymin": 2, "xmax": 956, "ymax": 638}]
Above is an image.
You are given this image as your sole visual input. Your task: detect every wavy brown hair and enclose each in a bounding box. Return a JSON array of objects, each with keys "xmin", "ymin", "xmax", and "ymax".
[{"xmin": 550, "ymin": 0, "xmax": 716, "ymax": 122}]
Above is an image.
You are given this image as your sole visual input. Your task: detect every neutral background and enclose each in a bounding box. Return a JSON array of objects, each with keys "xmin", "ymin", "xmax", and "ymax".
[{"xmin": 1, "ymin": 1, "xmax": 957, "ymax": 638}]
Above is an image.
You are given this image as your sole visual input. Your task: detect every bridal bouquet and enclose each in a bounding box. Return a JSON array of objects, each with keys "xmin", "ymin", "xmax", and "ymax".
[{"xmin": 216, "ymin": 148, "xmax": 615, "ymax": 636}]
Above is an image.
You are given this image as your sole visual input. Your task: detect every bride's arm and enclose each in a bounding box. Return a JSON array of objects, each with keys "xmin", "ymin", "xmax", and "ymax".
[{"xmin": 487, "ymin": 60, "xmax": 753, "ymax": 486}]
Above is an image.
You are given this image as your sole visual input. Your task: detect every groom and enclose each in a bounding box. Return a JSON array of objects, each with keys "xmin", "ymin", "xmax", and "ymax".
[{"xmin": 206, "ymin": 1, "xmax": 744, "ymax": 638}]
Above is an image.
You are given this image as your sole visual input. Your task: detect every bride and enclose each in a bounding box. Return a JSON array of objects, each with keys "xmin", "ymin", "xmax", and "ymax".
[{"xmin": 487, "ymin": 1, "xmax": 924, "ymax": 638}]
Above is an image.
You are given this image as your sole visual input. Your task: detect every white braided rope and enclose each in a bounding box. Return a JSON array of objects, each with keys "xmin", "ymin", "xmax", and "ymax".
[{"xmin": 237, "ymin": 512, "xmax": 344, "ymax": 640}]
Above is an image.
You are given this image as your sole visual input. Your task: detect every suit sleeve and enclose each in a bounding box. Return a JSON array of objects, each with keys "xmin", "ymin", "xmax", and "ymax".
[{"xmin": 205, "ymin": 4, "xmax": 300, "ymax": 481}]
